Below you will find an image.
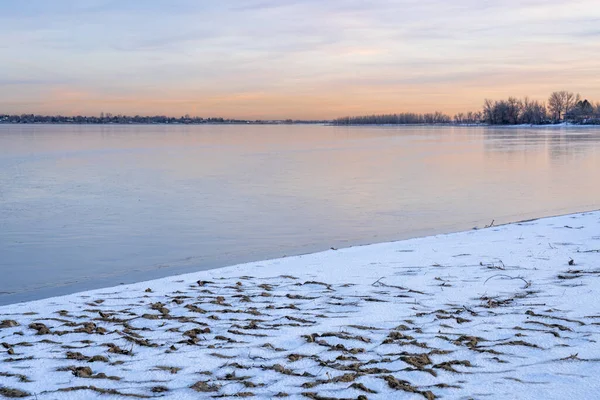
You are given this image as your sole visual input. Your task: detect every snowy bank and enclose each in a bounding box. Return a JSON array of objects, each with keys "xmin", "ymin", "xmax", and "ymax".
[{"xmin": 1, "ymin": 211, "xmax": 599, "ymax": 399}]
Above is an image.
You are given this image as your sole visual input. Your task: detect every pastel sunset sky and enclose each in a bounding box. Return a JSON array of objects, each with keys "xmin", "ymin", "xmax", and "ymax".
[{"xmin": 2, "ymin": 0, "xmax": 599, "ymax": 119}]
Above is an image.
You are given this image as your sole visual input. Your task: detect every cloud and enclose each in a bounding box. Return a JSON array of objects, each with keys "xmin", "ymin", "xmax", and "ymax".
[{"xmin": 1, "ymin": 0, "xmax": 600, "ymax": 118}]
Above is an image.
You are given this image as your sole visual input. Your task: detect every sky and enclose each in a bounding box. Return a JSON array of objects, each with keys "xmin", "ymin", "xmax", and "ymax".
[{"xmin": 1, "ymin": 0, "xmax": 599, "ymax": 119}]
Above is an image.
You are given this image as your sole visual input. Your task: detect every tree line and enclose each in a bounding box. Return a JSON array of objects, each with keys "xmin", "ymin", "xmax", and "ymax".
[
  {"xmin": 333, "ymin": 112, "xmax": 452, "ymax": 125},
  {"xmin": 0, "ymin": 114, "xmax": 228, "ymax": 124},
  {"xmin": 0, "ymin": 114, "xmax": 327, "ymax": 125},
  {"xmin": 333, "ymin": 91, "xmax": 600, "ymax": 125},
  {"xmin": 481, "ymin": 91, "xmax": 599, "ymax": 125}
]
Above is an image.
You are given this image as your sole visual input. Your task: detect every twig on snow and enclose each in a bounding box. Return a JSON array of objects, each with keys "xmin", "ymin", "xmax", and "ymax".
[
  {"xmin": 484, "ymin": 274, "xmax": 531, "ymax": 289},
  {"xmin": 372, "ymin": 277, "xmax": 406, "ymax": 290}
]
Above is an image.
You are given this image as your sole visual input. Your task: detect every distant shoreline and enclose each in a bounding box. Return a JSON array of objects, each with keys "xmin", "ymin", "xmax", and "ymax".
[
  {"xmin": 2, "ymin": 121, "xmax": 600, "ymax": 128},
  {"xmin": 329, "ymin": 123, "xmax": 600, "ymax": 128},
  {"xmin": 0, "ymin": 121, "xmax": 327, "ymax": 126}
]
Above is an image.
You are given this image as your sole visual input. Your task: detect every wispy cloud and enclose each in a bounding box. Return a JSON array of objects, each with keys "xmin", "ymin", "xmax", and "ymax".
[{"xmin": 1, "ymin": 0, "xmax": 599, "ymax": 118}]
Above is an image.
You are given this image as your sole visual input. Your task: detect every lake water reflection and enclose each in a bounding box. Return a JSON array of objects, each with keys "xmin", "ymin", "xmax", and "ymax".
[{"xmin": 1, "ymin": 124, "xmax": 599, "ymax": 304}]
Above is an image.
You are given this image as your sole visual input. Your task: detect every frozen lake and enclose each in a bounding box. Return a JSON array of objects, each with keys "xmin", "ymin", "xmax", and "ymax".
[{"xmin": 1, "ymin": 124, "xmax": 599, "ymax": 305}]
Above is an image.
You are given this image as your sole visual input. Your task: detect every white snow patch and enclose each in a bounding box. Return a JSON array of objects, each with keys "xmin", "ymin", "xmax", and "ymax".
[{"xmin": 1, "ymin": 211, "xmax": 599, "ymax": 399}]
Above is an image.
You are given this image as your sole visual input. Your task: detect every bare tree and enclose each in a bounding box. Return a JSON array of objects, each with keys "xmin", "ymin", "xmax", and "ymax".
[
  {"xmin": 507, "ymin": 97, "xmax": 522, "ymax": 124},
  {"xmin": 548, "ymin": 91, "xmax": 580, "ymax": 122},
  {"xmin": 521, "ymin": 97, "xmax": 547, "ymax": 124},
  {"xmin": 548, "ymin": 91, "xmax": 565, "ymax": 122},
  {"xmin": 483, "ymin": 99, "xmax": 495, "ymax": 124}
]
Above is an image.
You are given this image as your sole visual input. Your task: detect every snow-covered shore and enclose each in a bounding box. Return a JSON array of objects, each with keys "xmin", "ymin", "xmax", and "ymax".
[{"xmin": 1, "ymin": 211, "xmax": 599, "ymax": 399}]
